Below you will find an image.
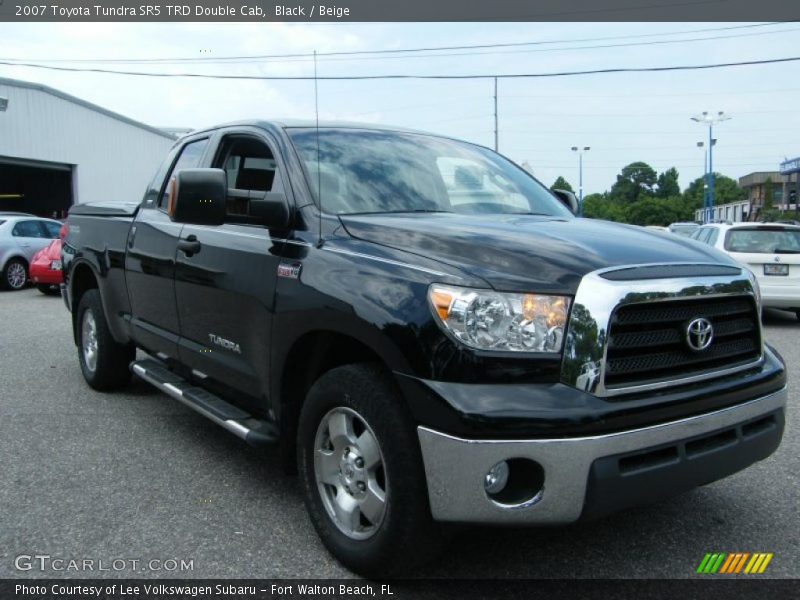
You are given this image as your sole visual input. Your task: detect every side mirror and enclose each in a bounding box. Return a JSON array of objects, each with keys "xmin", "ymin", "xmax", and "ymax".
[
  {"xmin": 167, "ymin": 168, "xmax": 226, "ymax": 226},
  {"xmin": 552, "ymin": 189, "xmax": 579, "ymax": 215},
  {"xmin": 250, "ymin": 192, "xmax": 290, "ymax": 229}
]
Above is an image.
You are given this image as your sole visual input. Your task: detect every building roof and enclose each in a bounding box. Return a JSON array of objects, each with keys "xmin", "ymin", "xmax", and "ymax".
[
  {"xmin": 0, "ymin": 76, "xmax": 176, "ymax": 141},
  {"xmin": 738, "ymin": 171, "xmax": 791, "ymax": 187}
]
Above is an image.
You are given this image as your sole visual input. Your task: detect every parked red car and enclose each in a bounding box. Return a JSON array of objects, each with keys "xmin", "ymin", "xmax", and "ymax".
[{"xmin": 29, "ymin": 238, "xmax": 63, "ymax": 295}]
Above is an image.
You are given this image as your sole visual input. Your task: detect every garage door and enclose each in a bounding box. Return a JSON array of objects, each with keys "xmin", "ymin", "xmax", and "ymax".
[{"xmin": 0, "ymin": 156, "xmax": 73, "ymax": 218}]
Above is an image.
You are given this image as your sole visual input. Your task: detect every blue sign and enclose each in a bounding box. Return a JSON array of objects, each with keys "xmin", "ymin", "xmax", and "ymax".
[{"xmin": 780, "ymin": 157, "xmax": 800, "ymax": 174}]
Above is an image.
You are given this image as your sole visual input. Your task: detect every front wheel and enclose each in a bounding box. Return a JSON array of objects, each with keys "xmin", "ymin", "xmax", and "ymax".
[
  {"xmin": 76, "ymin": 289, "xmax": 135, "ymax": 390},
  {"xmin": 297, "ymin": 363, "xmax": 442, "ymax": 576}
]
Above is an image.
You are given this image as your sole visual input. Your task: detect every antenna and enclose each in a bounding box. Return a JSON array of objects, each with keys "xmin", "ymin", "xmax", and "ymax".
[{"xmin": 314, "ymin": 50, "xmax": 323, "ymax": 247}]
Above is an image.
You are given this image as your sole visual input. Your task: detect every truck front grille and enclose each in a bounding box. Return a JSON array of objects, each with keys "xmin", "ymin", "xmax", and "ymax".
[{"xmin": 604, "ymin": 296, "xmax": 761, "ymax": 389}]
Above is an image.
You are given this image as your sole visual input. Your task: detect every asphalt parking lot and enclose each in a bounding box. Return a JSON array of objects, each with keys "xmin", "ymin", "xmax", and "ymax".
[{"xmin": 0, "ymin": 287, "xmax": 797, "ymax": 579}]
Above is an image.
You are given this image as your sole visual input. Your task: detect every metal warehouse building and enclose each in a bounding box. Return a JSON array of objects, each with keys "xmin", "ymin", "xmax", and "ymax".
[{"xmin": 0, "ymin": 77, "xmax": 176, "ymax": 217}]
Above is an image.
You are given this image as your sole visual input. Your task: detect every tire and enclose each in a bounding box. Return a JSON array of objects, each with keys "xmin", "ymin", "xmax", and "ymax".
[
  {"xmin": 37, "ymin": 284, "xmax": 60, "ymax": 296},
  {"xmin": 297, "ymin": 363, "xmax": 442, "ymax": 576},
  {"xmin": 795, "ymin": 310, "xmax": 800, "ymax": 322},
  {"xmin": 2, "ymin": 258, "xmax": 28, "ymax": 291},
  {"xmin": 76, "ymin": 289, "xmax": 134, "ymax": 390}
]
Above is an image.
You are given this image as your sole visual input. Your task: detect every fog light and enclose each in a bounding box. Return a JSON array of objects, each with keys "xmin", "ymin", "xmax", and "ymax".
[{"xmin": 484, "ymin": 461, "xmax": 509, "ymax": 495}]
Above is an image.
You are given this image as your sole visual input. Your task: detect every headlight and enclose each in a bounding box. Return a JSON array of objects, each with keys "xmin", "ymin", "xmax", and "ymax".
[
  {"xmin": 745, "ymin": 267, "xmax": 762, "ymax": 312},
  {"xmin": 428, "ymin": 284, "xmax": 570, "ymax": 353}
]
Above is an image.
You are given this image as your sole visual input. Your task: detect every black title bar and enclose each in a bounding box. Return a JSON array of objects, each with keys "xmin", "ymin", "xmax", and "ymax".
[{"xmin": 1, "ymin": 0, "xmax": 799, "ymax": 22}]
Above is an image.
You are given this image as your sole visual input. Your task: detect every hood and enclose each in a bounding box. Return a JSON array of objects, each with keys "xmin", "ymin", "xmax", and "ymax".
[{"xmin": 339, "ymin": 214, "xmax": 736, "ymax": 294}]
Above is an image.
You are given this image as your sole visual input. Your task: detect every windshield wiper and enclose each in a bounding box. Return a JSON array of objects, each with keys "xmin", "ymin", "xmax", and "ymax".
[{"xmin": 774, "ymin": 248, "xmax": 800, "ymax": 254}]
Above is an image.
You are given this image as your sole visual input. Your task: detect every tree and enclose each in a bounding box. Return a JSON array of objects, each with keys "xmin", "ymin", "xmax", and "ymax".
[
  {"xmin": 550, "ymin": 176, "xmax": 573, "ymax": 193},
  {"xmin": 764, "ymin": 177, "xmax": 775, "ymax": 209},
  {"xmin": 625, "ymin": 196, "xmax": 694, "ymax": 226},
  {"xmin": 582, "ymin": 193, "xmax": 627, "ymax": 222},
  {"xmin": 656, "ymin": 167, "xmax": 680, "ymax": 198},
  {"xmin": 609, "ymin": 162, "xmax": 658, "ymax": 203},
  {"xmin": 684, "ymin": 173, "xmax": 746, "ymax": 208}
]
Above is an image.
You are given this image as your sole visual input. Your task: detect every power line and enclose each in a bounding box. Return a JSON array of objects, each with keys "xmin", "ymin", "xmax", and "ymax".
[
  {"xmin": 5, "ymin": 25, "xmax": 797, "ymax": 66},
  {"xmin": 502, "ymin": 86, "xmax": 800, "ymax": 99},
  {"xmin": 2, "ymin": 55, "xmax": 799, "ymax": 81},
  {"xmin": 2, "ymin": 21, "xmax": 787, "ymax": 65}
]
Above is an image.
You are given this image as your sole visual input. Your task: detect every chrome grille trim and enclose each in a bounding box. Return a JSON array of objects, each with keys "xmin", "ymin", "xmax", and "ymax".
[{"xmin": 560, "ymin": 262, "xmax": 764, "ymax": 397}]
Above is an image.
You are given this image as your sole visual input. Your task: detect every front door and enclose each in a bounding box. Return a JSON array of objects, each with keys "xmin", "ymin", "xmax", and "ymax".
[
  {"xmin": 124, "ymin": 137, "xmax": 209, "ymax": 357},
  {"xmin": 174, "ymin": 132, "xmax": 290, "ymax": 406}
]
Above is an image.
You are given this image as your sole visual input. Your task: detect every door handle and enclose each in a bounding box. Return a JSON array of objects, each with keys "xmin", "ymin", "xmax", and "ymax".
[{"xmin": 178, "ymin": 236, "xmax": 201, "ymax": 256}]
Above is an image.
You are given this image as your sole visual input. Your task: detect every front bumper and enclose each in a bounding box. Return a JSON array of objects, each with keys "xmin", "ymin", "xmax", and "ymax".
[
  {"xmin": 417, "ymin": 386, "xmax": 786, "ymax": 524},
  {"xmin": 760, "ymin": 283, "xmax": 800, "ymax": 309}
]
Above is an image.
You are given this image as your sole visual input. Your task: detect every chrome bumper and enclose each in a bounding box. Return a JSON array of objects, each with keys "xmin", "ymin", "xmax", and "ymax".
[{"xmin": 417, "ymin": 387, "xmax": 786, "ymax": 524}]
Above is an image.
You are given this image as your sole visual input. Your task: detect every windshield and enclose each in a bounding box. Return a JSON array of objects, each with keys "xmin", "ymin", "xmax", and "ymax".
[
  {"xmin": 670, "ymin": 224, "xmax": 699, "ymax": 236},
  {"xmin": 287, "ymin": 128, "xmax": 572, "ymax": 217},
  {"xmin": 724, "ymin": 228, "xmax": 800, "ymax": 253}
]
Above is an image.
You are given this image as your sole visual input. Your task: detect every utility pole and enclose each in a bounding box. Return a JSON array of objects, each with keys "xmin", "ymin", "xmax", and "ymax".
[
  {"xmin": 691, "ymin": 111, "xmax": 731, "ymax": 223},
  {"xmin": 493, "ymin": 77, "xmax": 499, "ymax": 152}
]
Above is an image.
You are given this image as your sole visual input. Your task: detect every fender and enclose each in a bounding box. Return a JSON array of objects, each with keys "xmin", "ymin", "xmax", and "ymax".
[{"xmin": 67, "ymin": 255, "xmax": 132, "ymax": 346}]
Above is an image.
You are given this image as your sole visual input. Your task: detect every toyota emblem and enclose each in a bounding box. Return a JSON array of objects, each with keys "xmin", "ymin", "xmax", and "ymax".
[{"xmin": 686, "ymin": 317, "xmax": 714, "ymax": 352}]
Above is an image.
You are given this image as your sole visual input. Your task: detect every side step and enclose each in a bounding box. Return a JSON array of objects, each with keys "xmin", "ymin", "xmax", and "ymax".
[{"xmin": 131, "ymin": 358, "xmax": 279, "ymax": 447}]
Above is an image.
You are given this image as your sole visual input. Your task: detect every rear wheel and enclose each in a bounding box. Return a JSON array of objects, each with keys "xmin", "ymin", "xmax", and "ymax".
[
  {"xmin": 2, "ymin": 258, "xmax": 28, "ymax": 290},
  {"xmin": 297, "ymin": 363, "xmax": 442, "ymax": 576},
  {"xmin": 76, "ymin": 289, "xmax": 134, "ymax": 390}
]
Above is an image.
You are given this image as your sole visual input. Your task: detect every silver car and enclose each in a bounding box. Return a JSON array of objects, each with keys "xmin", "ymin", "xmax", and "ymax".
[{"xmin": 0, "ymin": 215, "xmax": 62, "ymax": 290}]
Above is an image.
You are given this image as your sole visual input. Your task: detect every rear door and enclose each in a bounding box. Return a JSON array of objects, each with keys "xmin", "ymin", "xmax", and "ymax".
[
  {"xmin": 125, "ymin": 137, "xmax": 210, "ymax": 358},
  {"xmin": 174, "ymin": 129, "xmax": 291, "ymax": 406},
  {"xmin": 11, "ymin": 219, "xmax": 51, "ymax": 261}
]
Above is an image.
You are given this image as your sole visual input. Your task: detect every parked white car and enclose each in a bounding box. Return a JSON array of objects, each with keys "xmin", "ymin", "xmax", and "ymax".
[
  {"xmin": 0, "ymin": 215, "xmax": 62, "ymax": 290},
  {"xmin": 690, "ymin": 222, "xmax": 800, "ymax": 319},
  {"xmin": 668, "ymin": 222, "xmax": 700, "ymax": 237}
]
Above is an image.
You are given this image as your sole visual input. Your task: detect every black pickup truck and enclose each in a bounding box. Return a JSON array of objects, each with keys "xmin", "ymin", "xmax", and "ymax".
[{"xmin": 62, "ymin": 121, "xmax": 787, "ymax": 575}]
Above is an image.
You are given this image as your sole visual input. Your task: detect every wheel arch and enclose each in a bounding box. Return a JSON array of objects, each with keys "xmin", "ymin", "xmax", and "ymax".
[
  {"xmin": 276, "ymin": 329, "xmax": 397, "ymax": 473},
  {"xmin": 69, "ymin": 261, "xmax": 100, "ymax": 344}
]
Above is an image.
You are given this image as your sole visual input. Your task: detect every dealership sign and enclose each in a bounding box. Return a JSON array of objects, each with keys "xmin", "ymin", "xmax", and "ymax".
[{"xmin": 780, "ymin": 157, "xmax": 800, "ymax": 175}]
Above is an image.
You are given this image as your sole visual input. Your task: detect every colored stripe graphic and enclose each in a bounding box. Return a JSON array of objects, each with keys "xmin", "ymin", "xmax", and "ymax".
[{"xmin": 697, "ymin": 552, "xmax": 772, "ymax": 574}]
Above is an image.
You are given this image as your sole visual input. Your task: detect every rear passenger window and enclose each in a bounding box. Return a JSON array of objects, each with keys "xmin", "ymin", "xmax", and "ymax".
[
  {"xmin": 157, "ymin": 138, "xmax": 209, "ymax": 209},
  {"xmin": 42, "ymin": 221, "xmax": 61, "ymax": 239},
  {"xmin": 12, "ymin": 220, "xmax": 46, "ymax": 238}
]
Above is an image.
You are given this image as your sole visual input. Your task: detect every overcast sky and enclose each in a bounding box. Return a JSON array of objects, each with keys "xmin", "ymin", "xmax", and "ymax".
[{"xmin": 1, "ymin": 21, "xmax": 798, "ymax": 194}]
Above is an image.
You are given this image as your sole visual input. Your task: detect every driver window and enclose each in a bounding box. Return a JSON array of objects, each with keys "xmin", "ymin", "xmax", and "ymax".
[{"xmin": 215, "ymin": 136, "xmax": 282, "ymax": 219}]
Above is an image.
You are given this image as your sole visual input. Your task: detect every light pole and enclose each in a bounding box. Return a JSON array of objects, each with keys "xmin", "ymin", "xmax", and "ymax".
[
  {"xmin": 691, "ymin": 111, "xmax": 730, "ymax": 223},
  {"xmin": 571, "ymin": 146, "xmax": 590, "ymax": 215},
  {"xmin": 696, "ymin": 141, "xmax": 707, "ymax": 221}
]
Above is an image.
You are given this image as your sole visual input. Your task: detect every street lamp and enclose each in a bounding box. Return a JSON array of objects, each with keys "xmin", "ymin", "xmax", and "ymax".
[
  {"xmin": 691, "ymin": 111, "xmax": 730, "ymax": 222},
  {"xmin": 571, "ymin": 146, "xmax": 590, "ymax": 215}
]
